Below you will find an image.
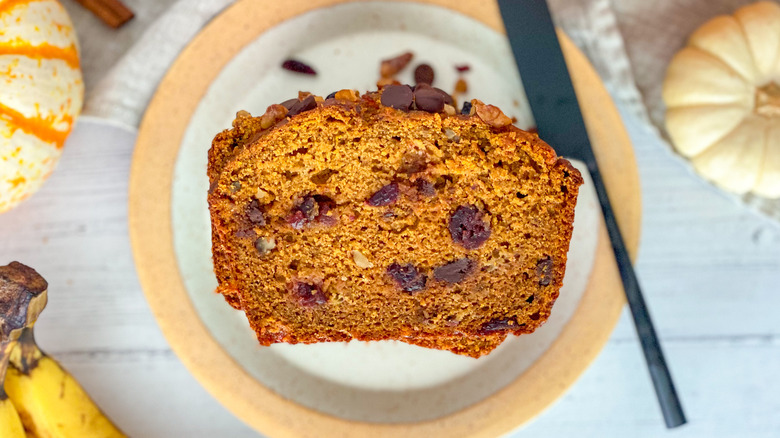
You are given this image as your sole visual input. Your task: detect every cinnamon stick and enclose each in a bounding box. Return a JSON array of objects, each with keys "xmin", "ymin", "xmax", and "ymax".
[{"xmin": 74, "ymin": 0, "xmax": 135, "ymax": 29}]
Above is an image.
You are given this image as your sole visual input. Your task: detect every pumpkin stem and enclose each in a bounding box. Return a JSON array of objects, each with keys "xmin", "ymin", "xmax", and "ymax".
[{"xmin": 754, "ymin": 82, "xmax": 780, "ymax": 118}]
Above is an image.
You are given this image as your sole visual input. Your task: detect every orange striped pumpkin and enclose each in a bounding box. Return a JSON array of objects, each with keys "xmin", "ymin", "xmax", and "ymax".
[{"xmin": 0, "ymin": 0, "xmax": 83, "ymax": 213}]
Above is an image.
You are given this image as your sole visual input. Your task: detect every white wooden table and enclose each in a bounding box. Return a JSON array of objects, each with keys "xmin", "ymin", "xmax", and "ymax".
[{"xmin": 1, "ymin": 1, "xmax": 779, "ymax": 436}]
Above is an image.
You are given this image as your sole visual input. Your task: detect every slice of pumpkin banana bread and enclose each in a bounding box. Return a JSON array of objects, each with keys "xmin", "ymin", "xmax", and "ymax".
[{"xmin": 208, "ymin": 86, "xmax": 582, "ymax": 358}]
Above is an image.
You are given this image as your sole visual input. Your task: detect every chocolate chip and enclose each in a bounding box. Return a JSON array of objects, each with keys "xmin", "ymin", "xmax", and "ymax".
[
  {"xmin": 449, "ymin": 205, "xmax": 491, "ymax": 249},
  {"xmin": 413, "ymin": 85, "xmax": 444, "ymax": 113},
  {"xmin": 381, "ymin": 85, "xmax": 414, "ymax": 110},
  {"xmin": 246, "ymin": 199, "xmax": 265, "ymax": 226},
  {"xmin": 477, "ymin": 318, "xmax": 524, "ymax": 335},
  {"xmin": 387, "ymin": 263, "xmax": 427, "ymax": 293},
  {"xmin": 290, "ymin": 281, "xmax": 327, "ymax": 307},
  {"xmin": 414, "ymin": 64, "xmax": 434, "ymax": 85},
  {"xmin": 367, "ymin": 183, "xmax": 399, "ymax": 206},
  {"xmin": 434, "ymin": 87, "xmax": 454, "ymax": 106},
  {"xmin": 536, "ymin": 256, "xmax": 554, "ymax": 286},
  {"xmin": 326, "ymin": 91, "xmax": 337, "ymax": 100},
  {"xmin": 286, "ymin": 95, "xmax": 317, "ymax": 117},
  {"xmin": 281, "ymin": 59, "xmax": 316, "ymax": 75},
  {"xmin": 414, "ymin": 178, "xmax": 435, "ymax": 197},
  {"xmin": 434, "ymin": 258, "xmax": 475, "ymax": 283},
  {"xmin": 461, "ymin": 101, "xmax": 472, "ymax": 115},
  {"xmin": 525, "ymin": 294, "xmax": 535, "ymax": 303},
  {"xmin": 281, "ymin": 98, "xmax": 299, "ymax": 110}
]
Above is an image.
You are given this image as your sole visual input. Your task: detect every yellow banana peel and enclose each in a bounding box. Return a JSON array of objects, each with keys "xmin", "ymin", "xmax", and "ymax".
[
  {"xmin": 0, "ymin": 397, "xmax": 25, "ymax": 438},
  {"xmin": 4, "ymin": 332, "xmax": 126, "ymax": 438}
]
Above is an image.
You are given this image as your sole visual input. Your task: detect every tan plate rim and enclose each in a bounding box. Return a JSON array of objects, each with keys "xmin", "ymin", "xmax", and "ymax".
[{"xmin": 129, "ymin": 1, "xmax": 641, "ymax": 437}]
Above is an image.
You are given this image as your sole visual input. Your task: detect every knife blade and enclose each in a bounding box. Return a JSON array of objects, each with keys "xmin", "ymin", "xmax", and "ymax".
[{"xmin": 496, "ymin": 0, "xmax": 687, "ymax": 428}]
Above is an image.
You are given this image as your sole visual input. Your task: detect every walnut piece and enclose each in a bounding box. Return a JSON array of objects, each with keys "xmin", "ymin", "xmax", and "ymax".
[
  {"xmin": 255, "ymin": 237, "xmax": 277, "ymax": 256},
  {"xmin": 335, "ymin": 89, "xmax": 360, "ymax": 102},
  {"xmin": 474, "ymin": 101, "xmax": 512, "ymax": 128},
  {"xmin": 260, "ymin": 104, "xmax": 288, "ymax": 129},
  {"xmin": 380, "ymin": 52, "xmax": 413, "ymax": 78}
]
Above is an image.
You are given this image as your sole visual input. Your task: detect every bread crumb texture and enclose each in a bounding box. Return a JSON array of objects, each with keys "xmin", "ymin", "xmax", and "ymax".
[{"xmin": 208, "ymin": 89, "xmax": 583, "ymax": 357}]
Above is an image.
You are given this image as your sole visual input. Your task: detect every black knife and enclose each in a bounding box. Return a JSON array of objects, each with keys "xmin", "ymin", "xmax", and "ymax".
[{"xmin": 496, "ymin": 0, "xmax": 687, "ymax": 429}]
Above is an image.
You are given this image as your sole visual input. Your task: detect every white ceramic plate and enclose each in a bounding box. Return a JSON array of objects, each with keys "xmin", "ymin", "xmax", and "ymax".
[
  {"xmin": 131, "ymin": 1, "xmax": 641, "ymax": 436},
  {"xmin": 171, "ymin": 2, "xmax": 599, "ymax": 423}
]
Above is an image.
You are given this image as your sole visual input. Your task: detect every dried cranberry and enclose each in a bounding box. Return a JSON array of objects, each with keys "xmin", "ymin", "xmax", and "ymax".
[
  {"xmin": 434, "ymin": 258, "xmax": 475, "ymax": 284},
  {"xmin": 286, "ymin": 210, "xmax": 308, "ymax": 230},
  {"xmin": 448, "ymin": 205, "xmax": 491, "ymax": 249},
  {"xmin": 536, "ymin": 256, "xmax": 554, "ymax": 286},
  {"xmin": 455, "ymin": 64, "xmax": 471, "ymax": 73},
  {"xmin": 414, "ymin": 178, "xmax": 435, "ymax": 197},
  {"xmin": 281, "ymin": 59, "xmax": 316, "ymax": 75},
  {"xmin": 312, "ymin": 195, "xmax": 337, "ymax": 224},
  {"xmin": 461, "ymin": 101, "xmax": 472, "ymax": 115},
  {"xmin": 367, "ymin": 183, "xmax": 399, "ymax": 206},
  {"xmin": 477, "ymin": 318, "xmax": 524, "ymax": 335},
  {"xmin": 387, "ymin": 263, "xmax": 427, "ymax": 293},
  {"xmin": 234, "ymin": 229, "xmax": 257, "ymax": 239},
  {"xmin": 290, "ymin": 281, "xmax": 327, "ymax": 307},
  {"xmin": 246, "ymin": 199, "xmax": 265, "ymax": 226},
  {"xmin": 286, "ymin": 195, "xmax": 337, "ymax": 229}
]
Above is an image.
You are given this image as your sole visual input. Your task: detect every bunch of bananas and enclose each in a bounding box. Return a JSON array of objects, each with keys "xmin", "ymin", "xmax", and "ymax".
[{"xmin": 1, "ymin": 262, "xmax": 126, "ymax": 438}]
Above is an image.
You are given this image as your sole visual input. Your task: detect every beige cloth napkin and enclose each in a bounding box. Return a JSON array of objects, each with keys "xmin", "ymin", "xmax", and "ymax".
[
  {"xmin": 610, "ymin": 0, "xmax": 780, "ymax": 222},
  {"xmin": 82, "ymin": 0, "xmax": 233, "ymax": 127}
]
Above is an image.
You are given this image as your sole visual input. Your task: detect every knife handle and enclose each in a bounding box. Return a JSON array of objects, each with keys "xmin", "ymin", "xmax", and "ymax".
[{"xmin": 586, "ymin": 160, "xmax": 687, "ymax": 428}]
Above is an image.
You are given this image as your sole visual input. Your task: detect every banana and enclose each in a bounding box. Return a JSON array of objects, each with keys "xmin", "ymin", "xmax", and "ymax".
[
  {"xmin": 1, "ymin": 342, "xmax": 26, "ymax": 438},
  {"xmin": 0, "ymin": 397, "xmax": 26, "ymax": 438},
  {"xmin": 0, "ymin": 262, "xmax": 126, "ymax": 438},
  {"xmin": 1, "ymin": 262, "xmax": 42, "ymax": 438},
  {"xmin": 5, "ymin": 330, "xmax": 126, "ymax": 438}
]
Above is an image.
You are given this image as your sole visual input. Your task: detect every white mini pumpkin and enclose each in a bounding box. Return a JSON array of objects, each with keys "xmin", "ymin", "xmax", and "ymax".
[
  {"xmin": 663, "ymin": 1, "xmax": 780, "ymax": 199},
  {"xmin": 0, "ymin": 0, "xmax": 84, "ymax": 213}
]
